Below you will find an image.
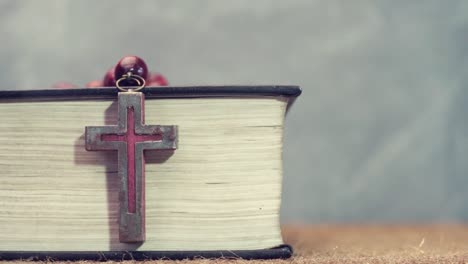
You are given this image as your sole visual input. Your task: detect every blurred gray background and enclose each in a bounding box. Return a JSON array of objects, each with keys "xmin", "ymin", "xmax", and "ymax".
[{"xmin": 1, "ymin": 0, "xmax": 467, "ymax": 223}]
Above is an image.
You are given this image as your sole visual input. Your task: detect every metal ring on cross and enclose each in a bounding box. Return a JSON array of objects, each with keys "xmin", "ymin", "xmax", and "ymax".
[{"xmin": 115, "ymin": 73, "xmax": 146, "ymax": 92}]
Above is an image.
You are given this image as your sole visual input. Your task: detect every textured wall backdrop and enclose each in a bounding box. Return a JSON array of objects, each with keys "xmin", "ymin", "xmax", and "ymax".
[{"xmin": 0, "ymin": 0, "xmax": 467, "ymax": 223}]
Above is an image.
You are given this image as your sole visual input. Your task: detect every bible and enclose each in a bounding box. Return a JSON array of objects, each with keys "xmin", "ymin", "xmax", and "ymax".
[{"xmin": 0, "ymin": 85, "xmax": 300, "ymax": 260}]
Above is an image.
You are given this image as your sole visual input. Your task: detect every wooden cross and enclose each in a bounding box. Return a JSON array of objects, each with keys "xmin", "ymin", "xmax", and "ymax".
[{"xmin": 85, "ymin": 91, "xmax": 177, "ymax": 242}]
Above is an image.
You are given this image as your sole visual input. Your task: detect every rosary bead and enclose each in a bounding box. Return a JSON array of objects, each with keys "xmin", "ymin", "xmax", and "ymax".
[
  {"xmin": 103, "ymin": 67, "xmax": 116, "ymax": 86},
  {"xmin": 114, "ymin": 56, "xmax": 148, "ymax": 86},
  {"xmin": 147, "ymin": 73, "xmax": 169, "ymax": 86},
  {"xmin": 86, "ymin": 80, "xmax": 103, "ymax": 88},
  {"xmin": 52, "ymin": 82, "xmax": 77, "ymax": 88}
]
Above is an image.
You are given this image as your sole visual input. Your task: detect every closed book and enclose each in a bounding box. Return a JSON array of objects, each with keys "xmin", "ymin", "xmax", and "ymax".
[{"xmin": 0, "ymin": 85, "xmax": 300, "ymax": 260}]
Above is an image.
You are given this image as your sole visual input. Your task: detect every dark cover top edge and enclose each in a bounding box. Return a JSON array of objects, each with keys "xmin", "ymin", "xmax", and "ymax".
[
  {"xmin": 0, "ymin": 244, "xmax": 293, "ymax": 261},
  {"xmin": 0, "ymin": 85, "xmax": 301, "ymax": 100}
]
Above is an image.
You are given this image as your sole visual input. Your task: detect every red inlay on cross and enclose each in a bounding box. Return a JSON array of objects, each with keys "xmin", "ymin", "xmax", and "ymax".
[{"xmin": 101, "ymin": 107, "xmax": 162, "ymax": 213}]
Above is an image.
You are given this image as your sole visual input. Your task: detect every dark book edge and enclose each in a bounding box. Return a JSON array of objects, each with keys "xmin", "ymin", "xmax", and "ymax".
[
  {"xmin": 0, "ymin": 85, "xmax": 301, "ymax": 100},
  {"xmin": 0, "ymin": 244, "xmax": 293, "ymax": 261}
]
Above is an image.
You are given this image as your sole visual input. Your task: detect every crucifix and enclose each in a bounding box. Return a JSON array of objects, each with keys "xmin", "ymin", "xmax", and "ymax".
[{"xmin": 85, "ymin": 76, "xmax": 177, "ymax": 242}]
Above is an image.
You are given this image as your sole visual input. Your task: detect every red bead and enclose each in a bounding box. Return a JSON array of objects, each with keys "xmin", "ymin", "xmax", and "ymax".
[
  {"xmin": 86, "ymin": 80, "xmax": 103, "ymax": 88},
  {"xmin": 147, "ymin": 73, "xmax": 169, "ymax": 86},
  {"xmin": 114, "ymin": 56, "xmax": 148, "ymax": 86},
  {"xmin": 103, "ymin": 67, "xmax": 116, "ymax": 86},
  {"xmin": 52, "ymin": 82, "xmax": 77, "ymax": 89}
]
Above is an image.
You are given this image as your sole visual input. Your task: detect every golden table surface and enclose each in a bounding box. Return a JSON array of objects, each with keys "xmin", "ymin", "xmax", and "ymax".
[{"xmin": 2, "ymin": 225, "xmax": 467, "ymax": 264}]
